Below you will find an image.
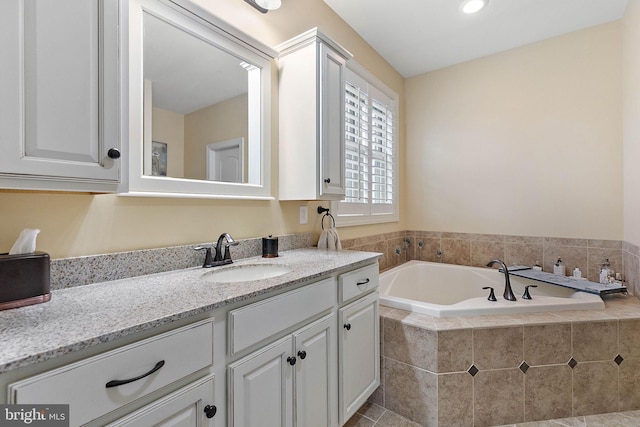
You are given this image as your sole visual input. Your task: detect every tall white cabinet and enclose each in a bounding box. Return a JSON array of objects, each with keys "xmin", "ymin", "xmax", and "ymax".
[
  {"xmin": 278, "ymin": 29, "xmax": 353, "ymax": 201},
  {"xmin": 0, "ymin": 0, "xmax": 121, "ymax": 192}
]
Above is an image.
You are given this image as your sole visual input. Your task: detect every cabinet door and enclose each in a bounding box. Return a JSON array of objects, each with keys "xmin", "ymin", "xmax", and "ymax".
[
  {"xmin": 106, "ymin": 375, "xmax": 216, "ymax": 427},
  {"xmin": 338, "ymin": 292, "xmax": 380, "ymax": 424},
  {"xmin": 293, "ymin": 313, "xmax": 337, "ymax": 427},
  {"xmin": 319, "ymin": 43, "xmax": 346, "ymax": 198},
  {"xmin": 228, "ymin": 336, "xmax": 294, "ymax": 427},
  {"xmin": 0, "ymin": 0, "xmax": 120, "ymax": 191}
]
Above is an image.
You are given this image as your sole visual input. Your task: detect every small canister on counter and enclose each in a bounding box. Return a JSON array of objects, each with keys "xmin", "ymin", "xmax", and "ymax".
[{"xmin": 262, "ymin": 235, "xmax": 278, "ymax": 258}]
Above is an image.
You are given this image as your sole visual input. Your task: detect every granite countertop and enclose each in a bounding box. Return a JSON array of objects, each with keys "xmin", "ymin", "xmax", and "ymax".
[{"xmin": 0, "ymin": 248, "xmax": 381, "ymax": 374}]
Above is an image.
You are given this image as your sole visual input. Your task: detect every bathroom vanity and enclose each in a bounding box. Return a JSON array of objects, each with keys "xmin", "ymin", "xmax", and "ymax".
[{"xmin": 0, "ymin": 249, "xmax": 380, "ymax": 427}]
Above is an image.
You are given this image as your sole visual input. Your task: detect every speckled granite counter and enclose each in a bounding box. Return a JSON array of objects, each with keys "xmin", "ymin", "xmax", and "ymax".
[{"xmin": 0, "ymin": 248, "xmax": 380, "ymax": 374}]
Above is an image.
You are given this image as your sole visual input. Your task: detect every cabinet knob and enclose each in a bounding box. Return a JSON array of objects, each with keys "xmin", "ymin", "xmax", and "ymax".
[
  {"xmin": 324, "ymin": 178, "xmax": 331, "ymax": 184},
  {"xmin": 204, "ymin": 405, "xmax": 217, "ymax": 419},
  {"xmin": 107, "ymin": 148, "xmax": 121, "ymax": 159},
  {"xmin": 287, "ymin": 356, "xmax": 297, "ymax": 366},
  {"xmin": 297, "ymin": 350, "xmax": 307, "ymax": 360},
  {"xmin": 344, "ymin": 323, "xmax": 352, "ymax": 331}
]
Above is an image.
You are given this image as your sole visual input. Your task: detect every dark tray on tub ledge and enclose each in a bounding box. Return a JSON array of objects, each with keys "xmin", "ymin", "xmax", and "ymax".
[{"xmin": 503, "ymin": 266, "xmax": 627, "ymax": 296}]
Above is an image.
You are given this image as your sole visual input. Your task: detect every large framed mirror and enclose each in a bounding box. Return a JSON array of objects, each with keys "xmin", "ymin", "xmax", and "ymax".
[{"xmin": 121, "ymin": 0, "xmax": 276, "ymax": 198}]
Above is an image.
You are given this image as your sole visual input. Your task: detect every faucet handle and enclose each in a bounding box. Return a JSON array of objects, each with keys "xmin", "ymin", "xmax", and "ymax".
[
  {"xmin": 482, "ymin": 286, "xmax": 497, "ymax": 301},
  {"xmin": 194, "ymin": 246, "xmax": 215, "ymax": 268},
  {"xmin": 522, "ymin": 285, "xmax": 538, "ymax": 300}
]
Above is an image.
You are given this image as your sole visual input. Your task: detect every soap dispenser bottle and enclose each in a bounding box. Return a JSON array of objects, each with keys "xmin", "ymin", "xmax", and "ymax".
[
  {"xmin": 553, "ymin": 258, "xmax": 565, "ymax": 276},
  {"xmin": 599, "ymin": 259, "xmax": 611, "ymax": 284}
]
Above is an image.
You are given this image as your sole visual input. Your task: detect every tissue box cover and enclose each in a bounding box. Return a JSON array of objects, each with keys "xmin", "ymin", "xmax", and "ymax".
[{"xmin": 0, "ymin": 251, "xmax": 51, "ymax": 310}]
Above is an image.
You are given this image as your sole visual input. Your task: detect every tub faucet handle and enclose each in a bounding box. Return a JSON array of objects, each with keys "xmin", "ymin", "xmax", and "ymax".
[
  {"xmin": 482, "ymin": 286, "xmax": 497, "ymax": 301},
  {"xmin": 522, "ymin": 285, "xmax": 538, "ymax": 300}
]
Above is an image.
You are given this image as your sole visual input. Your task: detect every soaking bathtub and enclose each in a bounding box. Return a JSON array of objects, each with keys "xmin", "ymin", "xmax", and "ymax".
[{"xmin": 379, "ymin": 260, "xmax": 605, "ymax": 317}]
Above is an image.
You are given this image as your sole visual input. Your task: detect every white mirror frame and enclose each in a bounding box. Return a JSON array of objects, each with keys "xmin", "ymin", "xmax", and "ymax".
[{"xmin": 120, "ymin": 0, "xmax": 276, "ymax": 199}]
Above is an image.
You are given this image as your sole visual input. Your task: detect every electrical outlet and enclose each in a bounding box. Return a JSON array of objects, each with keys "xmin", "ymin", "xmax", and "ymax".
[{"xmin": 299, "ymin": 206, "xmax": 308, "ymax": 224}]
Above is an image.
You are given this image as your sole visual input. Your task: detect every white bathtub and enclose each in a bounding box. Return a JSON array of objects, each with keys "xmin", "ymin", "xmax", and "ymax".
[{"xmin": 379, "ymin": 260, "xmax": 605, "ymax": 317}]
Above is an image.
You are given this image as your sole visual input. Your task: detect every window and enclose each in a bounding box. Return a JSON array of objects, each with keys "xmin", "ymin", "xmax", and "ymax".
[{"xmin": 333, "ymin": 63, "xmax": 399, "ymax": 226}]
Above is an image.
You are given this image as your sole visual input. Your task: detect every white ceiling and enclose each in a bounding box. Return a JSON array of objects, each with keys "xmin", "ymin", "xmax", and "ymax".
[{"xmin": 322, "ymin": 0, "xmax": 629, "ymax": 78}]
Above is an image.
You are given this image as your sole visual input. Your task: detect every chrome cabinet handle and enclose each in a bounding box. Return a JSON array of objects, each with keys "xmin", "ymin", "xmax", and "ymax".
[{"xmin": 105, "ymin": 360, "xmax": 165, "ymax": 388}]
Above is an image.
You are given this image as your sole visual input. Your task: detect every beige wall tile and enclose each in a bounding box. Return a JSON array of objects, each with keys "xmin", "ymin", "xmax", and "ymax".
[
  {"xmin": 414, "ymin": 238, "xmax": 441, "ymax": 262},
  {"xmin": 474, "ymin": 326, "xmax": 523, "ymax": 370},
  {"xmin": 474, "ymin": 369, "xmax": 525, "ymax": 427},
  {"xmin": 525, "ymin": 365, "xmax": 573, "ymax": 421},
  {"xmin": 383, "ymin": 319, "xmax": 437, "ymax": 372},
  {"xmin": 505, "ymin": 242, "xmax": 544, "ymax": 268},
  {"xmin": 524, "ymin": 323, "xmax": 572, "ymax": 366},
  {"xmin": 543, "ymin": 246, "xmax": 588, "ymax": 277},
  {"xmin": 588, "ymin": 248, "xmax": 622, "ymax": 283},
  {"xmin": 384, "ymin": 358, "xmax": 437, "ymax": 426},
  {"xmin": 471, "ymin": 240, "xmax": 505, "ymax": 267},
  {"xmin": 572, "ymin": 321, "xmax": 618, "ymax": 362},
  {"xmin": 437, "ymin": 329, "xmax": 473, "ymax": 373},
  {"xmin": 619, "ymin": 319, "xmax": 640, "ymax": 359},
  {"xmin": 620, "ymin": 358, "xmax": 640, "ymax": 411},
  {"xmin": 624, "ymin": 250, "xmax": 640, "ymax": 296},
  {"xmin": 440, "ymin": 238, "xmax": 471, "ymax": 265},
  {"xmin": 573, "ymin": 361, "xmax": 619, "ymax": 416},
  {"xmin": 438, "ymin": 372, "xmax": 473, "ymax": 426}
]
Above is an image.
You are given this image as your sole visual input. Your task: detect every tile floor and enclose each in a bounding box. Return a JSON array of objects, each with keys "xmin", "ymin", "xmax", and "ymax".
[{"xmin": 347, "ymin": 403, "xmax": 640, "ymax": 427}]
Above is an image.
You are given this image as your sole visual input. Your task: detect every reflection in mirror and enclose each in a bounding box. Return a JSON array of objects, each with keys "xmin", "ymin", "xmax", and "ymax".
[{"xmin": 142, "ymin": 11, "xmax": 260, "ymax": 183}]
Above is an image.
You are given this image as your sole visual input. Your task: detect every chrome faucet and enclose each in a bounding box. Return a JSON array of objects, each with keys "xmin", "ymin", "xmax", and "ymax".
[
  {"xmin": 214, "ymin": 233, "xmax": 239, "ymax": 265},
  {"xmin": 486, "ymin": 259, "xmax": 516, "ymax": 301}
]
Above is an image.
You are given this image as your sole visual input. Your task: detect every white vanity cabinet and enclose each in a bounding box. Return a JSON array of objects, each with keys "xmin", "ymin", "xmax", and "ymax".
[
  {"xmin": 278, "ymin": 28, "xmax": 353, "ymax": 201},
  {"xmin": 338, "ymin": 264, "xmax": 380, "ymax": 425},
  {"xmin": 227, "ymin": 278, "xmax": 338, "ymax": 427},
  {"xmin": 8, "ymin": 319, "xmax": 216, "ymax": 427},
  {"xmin": 0, "ymin": 0, "xmax": 121, "ymax": 192}
]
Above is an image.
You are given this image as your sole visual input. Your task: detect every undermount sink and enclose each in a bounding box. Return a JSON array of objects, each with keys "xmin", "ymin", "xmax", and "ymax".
[{"xmin": 200, "ymin": 264, "xmax": 292, "ymax": 283}]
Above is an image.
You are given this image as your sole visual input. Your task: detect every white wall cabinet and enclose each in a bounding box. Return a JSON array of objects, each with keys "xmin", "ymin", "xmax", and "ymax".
[
  {"xmin": 278, "ymin": 28, "xmax": 352, "ymax": 201},
  {"xmin": 0, "ymin": 0, "xmax": 120, "ymax": 192}
]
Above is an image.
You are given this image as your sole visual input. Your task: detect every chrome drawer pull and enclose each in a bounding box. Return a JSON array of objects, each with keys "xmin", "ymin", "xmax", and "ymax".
[{"xmin": 105, "ymin": 360, "xmax": 165, "ymax": 388}]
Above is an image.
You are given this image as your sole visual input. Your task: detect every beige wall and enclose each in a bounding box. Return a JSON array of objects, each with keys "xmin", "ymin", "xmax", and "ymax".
[
  {"xmin": 0, "ymin": 0, "xmax": 405, "ymax": 259},
  {"xmin": 405, "ymin": 21, "xmax": 623, "ymax": 240},
  {"xmin": 152, "ymin": 107, "xmax": 185, "ymax": 178},
  {"xmin": 184, "ymin": 94, "xmax": 248, "ymax": 181},
  {"xmin": 623, "ymin": 1, "xmax": 640, "ymax": 246}
]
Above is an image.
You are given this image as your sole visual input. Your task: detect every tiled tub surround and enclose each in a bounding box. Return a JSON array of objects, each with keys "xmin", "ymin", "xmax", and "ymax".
[
  {"xmin": 341, "ymin": 231, "xmax": 639, "ymax": 296},
  {"xmin": 50, "ymin": 233, "xmax": 313, "ymax": 290},
  {"xmin": 373, "ymin": 296, "xmax": 640, "ymax": 427}
]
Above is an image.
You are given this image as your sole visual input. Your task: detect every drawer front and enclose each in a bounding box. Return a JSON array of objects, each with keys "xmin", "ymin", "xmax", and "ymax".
[
  {"xmin": 339, "ymin": 263, "xmax": 379, "ymax": 304},
  {"xmin": 10, "ymin": 319, "xmax": 214, "ymax": 427},
  {"xmin": 229, "ymin": 278, "xmax": 335, "ymax": 355}
]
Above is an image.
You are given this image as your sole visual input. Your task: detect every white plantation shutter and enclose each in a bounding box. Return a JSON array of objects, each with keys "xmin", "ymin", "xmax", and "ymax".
[{"xmin": 336, "ymin": 66, "xmax": 398, "ymax": 224}]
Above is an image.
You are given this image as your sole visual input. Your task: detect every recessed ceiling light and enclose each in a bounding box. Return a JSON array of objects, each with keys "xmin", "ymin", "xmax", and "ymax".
[{"xmin": 460, "ymin": 0, "xmax": 488, "ymax": 14}]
